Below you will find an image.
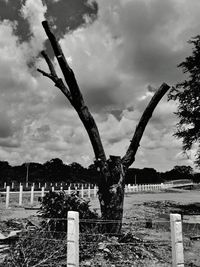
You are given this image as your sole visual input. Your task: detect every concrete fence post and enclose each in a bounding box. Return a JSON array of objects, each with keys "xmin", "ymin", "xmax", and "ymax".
[
  {"xmin": 67, "ymin": 211, "xmax": 79, "ymax": 267},
  {"xmin": 11, "ymin": 182, "xmax": 14, "ymax": 189},
  {"xmin": 6, "ymin": 186, "xmax": 10, "ymax": 209},
  {"xmin": 68, "ymin": 186, "xmax": 71, "ymax": 195},
  {"xmin": 170, "ymin": 213, "xmax": 184, "ymax": 267},
  {"xmin": 4, "ymin": 182, "xmax": 6, "ymax": 189},
  {"xmin": 41, "ymin": 187, "xmax": 45, "ymax": 198},
  {"xmin": 26, "ymin": 182, "xmax": 28, "ymax": 188},
  {"xmin": 44, "ymin": 182, "xmax": 47, "ymax": 188},
  {"xmin": 94, "ymin": 185, "xmax": 97, "ymax": 197},
  {"xmin": 81, "ymin": 184, "xmax": 84, "ymax": 198},
  {"xmin": 19, "ymin": 185, "xmax": 23, "ymax": 206},
  {"xmin": 38, "ymin": 182, "xmax": 41, "ymax": 189},
  {"xmin": 52, "ymin": 187, "xmax": 55, "ymax": 192},
  {"xmin": 88, "ymin": 184, "xmax": 91, "ymax": 198},
  {"xmin": 30, "ymin": 186, "xmax": 34, "ymax": 205}
]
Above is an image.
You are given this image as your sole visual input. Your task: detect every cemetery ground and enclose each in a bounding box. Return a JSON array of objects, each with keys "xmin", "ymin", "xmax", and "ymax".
[{"xmin": 1, "ymin": 188, "xmax": 200, "ymax": 266}]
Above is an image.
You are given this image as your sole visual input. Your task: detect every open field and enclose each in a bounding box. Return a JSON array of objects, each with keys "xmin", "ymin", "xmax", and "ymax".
[{"xmin": 1, "ymin": 189, "xmax": 200, "ymax": 266}]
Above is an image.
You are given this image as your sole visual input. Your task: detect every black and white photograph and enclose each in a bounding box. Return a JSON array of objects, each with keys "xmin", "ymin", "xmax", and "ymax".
[{"xmin": 0, "ymin": 0, "xmax": 200, "ymax": 266}]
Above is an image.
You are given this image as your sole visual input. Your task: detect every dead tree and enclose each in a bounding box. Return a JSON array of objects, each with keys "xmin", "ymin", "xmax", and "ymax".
[{"xmin": 38, "ymin": 21, "xmax": 170, "ymax": 233}]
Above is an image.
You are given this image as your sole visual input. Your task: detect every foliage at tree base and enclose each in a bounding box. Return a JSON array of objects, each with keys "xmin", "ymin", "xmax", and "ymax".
[{"xmin": 38, "ymin": 191, "xmax": 99, "ymax": 233}]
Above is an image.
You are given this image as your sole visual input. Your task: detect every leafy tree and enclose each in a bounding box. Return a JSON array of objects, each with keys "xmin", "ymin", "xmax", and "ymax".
[
  {"xmin": 169, "ymin": 36, "xmax": 200, "ymax": 166},
  {"xmin": 161, "ymin": 165, "xmax": 193, "ymax": 181},
  {"xmin": 38, "ymin": 21, "xmax": 170, "ymax": 233},
  {"xmin": 173, "ymin": 165, "xmax": 193, "ymax": 176}
]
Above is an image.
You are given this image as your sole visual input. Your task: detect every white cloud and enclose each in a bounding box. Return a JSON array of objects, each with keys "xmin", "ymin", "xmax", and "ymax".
[{"xmin": 21, "ymin": 0, "xmax": 47, "ymax": 58}]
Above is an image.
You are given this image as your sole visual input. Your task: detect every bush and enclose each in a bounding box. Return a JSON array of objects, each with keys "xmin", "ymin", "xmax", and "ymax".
[{"xmin": 38, "ymin": 191, "xmax": 99, "ymax": 232}]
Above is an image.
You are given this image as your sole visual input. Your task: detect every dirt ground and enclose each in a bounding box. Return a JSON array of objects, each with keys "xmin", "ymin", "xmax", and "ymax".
[{"xmin": 1, "ymin": 189, "xmax": 200, "ymax": 266}]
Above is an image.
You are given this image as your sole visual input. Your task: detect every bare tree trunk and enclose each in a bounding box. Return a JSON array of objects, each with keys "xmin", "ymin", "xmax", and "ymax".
[{"xmin": 95, "ymin": 156, "xmax": 126, "ymax": 233}]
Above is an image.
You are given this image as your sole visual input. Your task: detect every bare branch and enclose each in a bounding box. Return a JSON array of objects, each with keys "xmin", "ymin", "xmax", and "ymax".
[
  {"xmin": 37, "ymin": 68, "xmax": 54, "ymax": 80},
  {"xmin": 41, "ymin": 50, "xmax": 57, "ymax": 77},
  {"xmin": 40, "ymin": 20, "xmax": 106, "ymax": 162},
  {"xmin": 122, "ymin": 82, "xmax": 170, "ymax": 168},
  {"xmin": 37, "ymin": 52, "xmax": 73, "ymax": 102},
  {"xmin": 42, "ymin": 21, "xmax": 83, "ymax": 104}
]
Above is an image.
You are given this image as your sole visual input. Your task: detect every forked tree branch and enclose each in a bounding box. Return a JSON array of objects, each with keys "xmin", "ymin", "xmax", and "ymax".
[
  {"xmin": 38, "ymin": 20, "xmax": 170, "ymax": 172},
  {"xmin": 42, "ymin": 21, "xmax": 84, "ymax": 105},
  {"xmin": 37, "ymin": 51, "xmax": 73, "ymax": 102},
  {"xmin": 39, "ymin": 21, "xmax": 106, "ymax": 162},
  {"xmin": 122, "ymin": 82, "xmax": 170, "ymax": 168}
]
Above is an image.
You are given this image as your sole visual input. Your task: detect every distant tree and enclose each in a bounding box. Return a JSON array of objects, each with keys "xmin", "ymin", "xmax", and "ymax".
[
  {"xmin": 169, "ymin": 36, "xmax": 200, "ymax": 166},
  {"xmin": 43, "ymin": 158, "xmax": 68, "ymax": 181},
  {"xmin": 38, "ymin": 21, "xmax": 170, "ymax": 233},
  {"xmin": 162, "ymin": 165, "xmax": 193, "ymax": 181},
  {"xmin": 0, "ymin": 161, "xmax": 12, "ymax": 183},
  {"xmin": 173, "ymin": 165, "xmax": 193, "ymax": 176}
]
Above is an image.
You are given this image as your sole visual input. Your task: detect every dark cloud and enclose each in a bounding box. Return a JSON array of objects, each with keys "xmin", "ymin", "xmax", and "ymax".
[
  {"xmin": 43, "ymin": 0, "xmax": 98, "ymax": 38},
  {"xmin": 0, "ymin": 0, "xmax": 31, "ymax": 42},
  {"xmin": 84, "ymin": 87, "xmax": 118, "ymax": 112},
  {"xmin": 0, "ymin": 139, "xmax": 20, "ymax": 148},
  {"xmin": 43, "ymin": 0, "xmax": 98, "ymax": 57},
  {"xmin": 117, "ymin": 0, "xmax": 186, "ymax": 85}
]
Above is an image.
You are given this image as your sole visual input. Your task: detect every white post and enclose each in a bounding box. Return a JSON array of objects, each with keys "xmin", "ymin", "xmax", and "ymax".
[
  {"xmin": 19, "ymin": 185, "xmax": 23, "ymax": 206},
  {"xmin": 26, "ymin": 182, "xmax": 28, "ymax": 188},
  {"xmin": 44, "ymin": 182, "xmax": 47, "ymax": 188},
  {"xmin": 30, "ymin": 186, "xmax": 34, "ymax": 205},
  {"xmin": 81, "ymin": 184, "xmax": 84, "ymax": 198},
  {"xmin": 4, "ymin": 182, "xmax": 6, "ymax": 189},
  {"xmin": 38, "ymin": 182, "xmax": 41, "ymax": 189},
  {"xmin": 11, "ymin": 182, "xmax": 14, "ymax": 189},
  {"xmin": 41, "ymin": 187, "xmax": 45, "ymax": 197},
  {"xmin": 94, "ymin": 185, "xmax": 97, "ymax": 197},
  {"xmin": 67, "ymin": 211, "xmax": 79, "ymax": 267},
  {"xmin": 5, "ymin": 186, "xmax": 10, "ymax": 209},
  {"xmin": 88, "ymin": 184, "xmax": 91, "ymax": 199},
  {"xmin": 52, "ymin": 186, "xmax": 55, "ymax": 192},
  {"xmin": 68, "ymin": 186, "xmax": 71, "ymax": 195},
  {"xmin": 128, "ymin": 184, "xmax": 131, "ymax": 192},
  {"xmin": 170, "ymin": 214, "xmax": 184, "ymax": 267}
]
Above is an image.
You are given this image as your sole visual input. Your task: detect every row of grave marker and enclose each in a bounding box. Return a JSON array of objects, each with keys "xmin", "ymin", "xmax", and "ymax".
[
  {"xmin": 2, "ymin": 182, "xmax": 172, "ymax": 190},
  {"xmin": 2, "ymin": 183, "xmax": 173, "ymax": 209}
]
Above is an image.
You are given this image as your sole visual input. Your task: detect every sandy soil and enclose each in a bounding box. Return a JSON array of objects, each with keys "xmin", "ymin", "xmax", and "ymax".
[{"xmin": 1, "ymin": 190, "xmax": 200, "ymax": 266}]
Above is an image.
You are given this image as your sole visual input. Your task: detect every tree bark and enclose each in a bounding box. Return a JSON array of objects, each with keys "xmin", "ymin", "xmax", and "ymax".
[{"xmin": 95, "ymin": 156, "xmax": 126, "ymax": 233}]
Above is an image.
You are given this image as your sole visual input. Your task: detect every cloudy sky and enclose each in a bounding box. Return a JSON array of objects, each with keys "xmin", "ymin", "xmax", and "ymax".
[{"xmin": 0, "ymin": 0, "xmax": 199, "ymax": 171}]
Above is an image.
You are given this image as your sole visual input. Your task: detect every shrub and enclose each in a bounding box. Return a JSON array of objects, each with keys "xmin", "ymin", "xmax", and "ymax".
[{"xmin": 38, "ymin": 191, "xmax": 99, "ymax": 232}]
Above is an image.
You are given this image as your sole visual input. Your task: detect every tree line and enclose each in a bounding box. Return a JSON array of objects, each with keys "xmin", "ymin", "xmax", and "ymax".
[{"xmin": 0, "ymin": 158, "xmax": 197, "ymax": 185}]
